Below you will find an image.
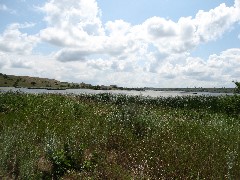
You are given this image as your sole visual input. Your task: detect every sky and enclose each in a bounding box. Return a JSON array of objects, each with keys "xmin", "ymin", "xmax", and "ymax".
[{"xmin": 0, "ymin": 0, "xmax": 240, "ymax": 88}]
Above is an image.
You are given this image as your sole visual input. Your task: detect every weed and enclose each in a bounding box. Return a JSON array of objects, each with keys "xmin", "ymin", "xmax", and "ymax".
[{"xmin": 0, "ymin": 92, "xmax": 240, "ymax": 178}]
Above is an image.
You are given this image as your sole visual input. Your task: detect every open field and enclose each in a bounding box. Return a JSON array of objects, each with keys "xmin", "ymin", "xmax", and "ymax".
[{"xmin": 0, "ymin": 92, "xmax": 240, "ymax": 179}]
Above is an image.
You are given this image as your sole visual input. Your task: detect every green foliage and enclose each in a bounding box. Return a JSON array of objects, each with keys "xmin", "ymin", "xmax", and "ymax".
[
  {"xmin": 3, "ymin": 74, "xmax": 8, "ymax": 79},
  {"xmin": 0, "ymin": 92, "xmax": 240, "ymax": 179},
  {"xmin": 233, "ymin": 81, "xmax": 240, "ymax": 93},
  {"xmin": 45, "ymin": 142, "xmax": 82, "ymax": 179},
  {"xmin": 30, "ymin": 81, "xmax": 36, "ymax": 86}
]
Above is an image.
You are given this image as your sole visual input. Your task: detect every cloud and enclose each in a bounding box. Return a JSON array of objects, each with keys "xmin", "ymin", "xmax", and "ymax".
[
  {"xmin": 40, "ymin": 0, "xmax": 104, "ymax": 47},
  {"xmin": 0, "ymin": 52, "xmax": 34, "ymax": 71},
  {"xmin": 143, "ymin": 3, "xmax": 240, "ymax": 54},
  {"xmin": 1, "ymin": 0, "xmax": 239, "ymax": 88},
  {"xmin": 39, "ymin": 0, "xmax": 144, "ymax": 61},
  {"xmin": 84, "ymin": 48, "xmax": 240, "ymax": 86},
  {"xmin": 140, "ymin": 48, "xmax": 240, "ymax": 87},
  {"xmin": 105, "ymin": 20, "xmax": 131, "ymax": 36},
  {"xmin": 0, "ymin": 52, "xmax": 69, "ymax": 80},
  {"xmin": 235, "ymin": 0, "xmax": 240, "ymax": 8},
  {"xmin": 1, "ymin": 47, "xmax": 240, "ymax": 88},
  {"xmin": 0, "ymin": 4, "xmax": 16, "ymax": 14},
  {"xmin": 0, "ymin": 52, "xmax": 7, "ymax": 68},
  {"xmin": 195, "ymin": 3, "xmax": 240, "ymax": 42},
  {"xmin": 86, "ymin": 57, "xmax": 136, "ymax": 73},
  {"xmin": 87, "ymin": 58, "xmax": 111, "ymax": 71},
  {"xmin": 0, "ymin": 61, "xmax": 5, "ymax": 68},
  {"xmin": 38, "ymin": 0, "xmax": 240, "ymax": 64},
  {"xmin": 55, "ymin": 49, "xmax": 89, "ymax": 62},
  {"xmin": 11, "ymin": 59, "xmax": 32, "ymax": 69},
  {"xmin": 181, "ymin": 57, "xmax": 216, "ymax": 81},
  {"xmin": 145, "ymin": 17, "xmax": 177, "ymax": 38},
  {"xmin": 0, "ymin": 23, "xmax": 39, "ymax": 54},
  {"xmin": 179, "ymin": 48, "xmax": 240, "ymax": 84}
]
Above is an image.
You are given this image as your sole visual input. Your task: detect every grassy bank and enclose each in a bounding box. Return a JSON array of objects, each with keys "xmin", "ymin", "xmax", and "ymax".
[{"xmin": 0, "ymin": 92, "xmax": 240, "ymax": 179}]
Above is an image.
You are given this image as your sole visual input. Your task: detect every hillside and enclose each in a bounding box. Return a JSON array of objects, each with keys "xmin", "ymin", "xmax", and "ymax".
[{"xmin": 0, "ymin": 73, "xmax": 63, "ymax": 88}]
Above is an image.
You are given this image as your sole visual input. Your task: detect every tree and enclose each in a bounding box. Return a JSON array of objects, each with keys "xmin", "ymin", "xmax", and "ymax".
[
  {"xmin": 233, "ymin": 81, "xmax": 240, "ymax": 93},
  {"xmin": 31, "ymin": 81, "xmax": 36, "ymax": 86},
  {"xmin": 13, "ymin": 79, "xmax": 20, "ymax": 87},
  {"xmin": 3, "ymin": 74, "xmax": 8, "ymax": 79}
]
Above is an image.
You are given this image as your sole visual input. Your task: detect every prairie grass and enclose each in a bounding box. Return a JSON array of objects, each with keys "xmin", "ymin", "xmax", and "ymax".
[{"xmin": 0, "ymin": 92, "xmax": 240, "ymax": 179}]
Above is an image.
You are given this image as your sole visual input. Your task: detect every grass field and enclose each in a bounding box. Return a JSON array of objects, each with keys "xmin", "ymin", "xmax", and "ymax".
[{"xmin": 0, "ymin": 92, "xmax": 240, "ymax": 179}]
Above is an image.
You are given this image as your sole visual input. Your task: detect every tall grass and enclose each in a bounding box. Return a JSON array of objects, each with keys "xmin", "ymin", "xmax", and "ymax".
[{"xmin": 0, "ymin": 92, "xmax": 240, "ymax": 179}]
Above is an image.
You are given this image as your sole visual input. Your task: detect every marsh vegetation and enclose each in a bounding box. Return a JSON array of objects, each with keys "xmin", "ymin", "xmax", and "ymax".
[{"xmin": 0, "ymin": 92, "xmax": 240, "ymax": 179}]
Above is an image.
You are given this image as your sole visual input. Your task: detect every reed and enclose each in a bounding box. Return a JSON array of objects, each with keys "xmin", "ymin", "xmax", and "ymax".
[{"xmin": 0, "ymin": 92, "xmax": 240, "ymax": 179}]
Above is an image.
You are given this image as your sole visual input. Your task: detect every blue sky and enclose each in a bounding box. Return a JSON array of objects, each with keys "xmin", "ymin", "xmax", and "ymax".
[
  {"xmin": 0, "ymin": 0, "xmax": 240, "ymax": 87},
  {"xmin": 98, "ymin": 0, "xmax": 233, "ymax": 23}
]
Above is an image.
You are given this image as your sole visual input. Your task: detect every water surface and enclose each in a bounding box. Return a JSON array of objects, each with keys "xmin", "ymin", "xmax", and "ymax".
[{"xmin": 0, "ymin": 87, "xmax": 234, "ymax": 97}]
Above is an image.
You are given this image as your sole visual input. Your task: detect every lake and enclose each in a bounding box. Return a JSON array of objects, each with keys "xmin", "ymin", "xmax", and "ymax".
[{"xmin": 0, "ymin": 87, "xmax": 234, "ymax": 97}]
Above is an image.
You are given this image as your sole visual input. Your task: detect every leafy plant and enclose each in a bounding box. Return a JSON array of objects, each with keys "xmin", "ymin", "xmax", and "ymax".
[{"xmin": 233, "ymin": 81, "xmax": 240, "ymax": 93}]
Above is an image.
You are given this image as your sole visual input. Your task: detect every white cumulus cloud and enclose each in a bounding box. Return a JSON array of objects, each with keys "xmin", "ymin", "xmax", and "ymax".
[
  {"xmin": 141, "ymin": 2, "xmax": 240, "ymax": 55},
  {"xmin": 38, "ymin": 0, "xmax": 240, "ymax": 65},
  {"xmin": 195, "ymin": 3, "xmax": 240, "ymax": 42},
  {"xmin": 0, "ymin": 23, "xmax": 39, "ymax": 54},
  {"xmin": 1, "ymin": 48, "xmax": 240, "ymax": 88},
  {"xmin": 1, "ymin": 0, "xmax": 240, "ymax": 88},
  {"xmin": 40, "ymin": 0, "xmax": 104, "ymax": 47}
]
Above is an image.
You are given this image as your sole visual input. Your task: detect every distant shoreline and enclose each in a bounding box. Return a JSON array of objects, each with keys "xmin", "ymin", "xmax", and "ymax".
[
  {"xmin": 0, "ymin": 73, "xmax": 236, "ymax": 93},
  {"xmin": 0, "ymin": 86, "xmax": 235, "ymax": 94}
]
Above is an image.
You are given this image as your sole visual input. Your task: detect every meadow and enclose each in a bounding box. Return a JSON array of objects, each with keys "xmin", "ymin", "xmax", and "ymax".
[{"xmin": 0, "ymin": 92, "xmax": 240, "ymax": 179}]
